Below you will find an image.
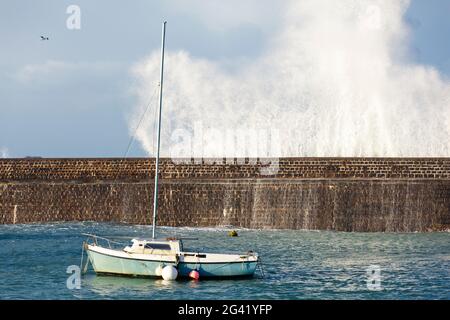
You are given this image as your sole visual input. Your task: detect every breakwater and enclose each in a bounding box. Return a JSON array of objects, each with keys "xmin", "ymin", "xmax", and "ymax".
[{"xmin": 0, "ymin": 158, "xmax": 449, "ymax": 232}]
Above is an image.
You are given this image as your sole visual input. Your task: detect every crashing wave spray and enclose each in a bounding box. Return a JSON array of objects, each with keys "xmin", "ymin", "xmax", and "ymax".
[
  {"xmin": 129, "ymin": 0, "xmax": 450, "ymax": 157},
  {"xmin": 0, "ymin": 147, "xmax": 9, "ymax": 158}
]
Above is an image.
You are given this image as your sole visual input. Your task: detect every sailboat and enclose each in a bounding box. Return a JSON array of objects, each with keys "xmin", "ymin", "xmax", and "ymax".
[{"xmin": 83, "ymin": 22, "xmax": 259, "ymax": 280}]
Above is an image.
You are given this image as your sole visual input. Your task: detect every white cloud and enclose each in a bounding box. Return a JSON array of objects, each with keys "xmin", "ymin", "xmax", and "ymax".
[
  {"xmin": 163, "ymin": 0, "xmax": 282, "ymax": 31},
  {"xmin": 14, "ymin": 60, "xmax": 73, "ymax": 83},
  {"xmin": 13, "ymin": 60, "xmax": 123, "ymax": 84},
  {"xmin": 130, "ymin": 0, "xmax": 449, "ymax": 157}
]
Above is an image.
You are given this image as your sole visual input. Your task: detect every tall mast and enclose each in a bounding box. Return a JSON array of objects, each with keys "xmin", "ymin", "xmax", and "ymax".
[{"xmin": 152, "ymin": 21, "xmax": 166, "ymax": 239}]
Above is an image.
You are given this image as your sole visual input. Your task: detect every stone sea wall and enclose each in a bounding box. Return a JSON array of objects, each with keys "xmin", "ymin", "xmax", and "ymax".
[{"xmin": 0, "ymin": 158, "xmax": 449, "ymax": 232}]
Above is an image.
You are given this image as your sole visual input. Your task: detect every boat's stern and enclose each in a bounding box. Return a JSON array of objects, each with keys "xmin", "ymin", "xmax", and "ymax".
[{"xmin": 178, "ymin": 250, "xmax": 260, "ymax": 278}]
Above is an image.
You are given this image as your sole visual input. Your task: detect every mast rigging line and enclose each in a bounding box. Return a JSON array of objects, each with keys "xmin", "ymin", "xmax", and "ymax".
[
  {"xmin": 81, "ymin": 22, "xmax": 166, "ymax": 240},
  {"xmin": 123, "ymin": 85, "xmax": 160, "ymax": 159}
]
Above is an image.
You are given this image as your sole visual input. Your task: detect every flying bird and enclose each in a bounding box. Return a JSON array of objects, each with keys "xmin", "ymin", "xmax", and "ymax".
[{"xmin": 40, "ymin": 36, "xmax": 49, "ymax": 41}]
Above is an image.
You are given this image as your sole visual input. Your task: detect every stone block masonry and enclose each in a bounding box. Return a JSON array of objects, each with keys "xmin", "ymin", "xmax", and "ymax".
[{"xmin": 0, "ymin": 158, "xmax": 449, "ymax": 232}]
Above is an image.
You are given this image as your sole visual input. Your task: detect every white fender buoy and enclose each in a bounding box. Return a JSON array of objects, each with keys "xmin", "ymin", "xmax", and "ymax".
[
  {"xmin": 161, "ymin": 265, "xmax": 178, "ymax": 280},
  {"xmin": 155, "ymin": 265, "xmax": 163, "ymax": 277}
]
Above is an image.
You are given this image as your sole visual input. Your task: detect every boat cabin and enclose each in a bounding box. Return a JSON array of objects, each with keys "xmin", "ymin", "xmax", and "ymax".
[{"xmin": 123, "ymin": 238, "xmax": 183, "ymax": 255}]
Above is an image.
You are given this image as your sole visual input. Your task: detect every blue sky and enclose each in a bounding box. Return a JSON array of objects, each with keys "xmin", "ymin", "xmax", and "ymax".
[{"xmin": 0, "ymin": 0, "xmax": 449, "ymax": 158}]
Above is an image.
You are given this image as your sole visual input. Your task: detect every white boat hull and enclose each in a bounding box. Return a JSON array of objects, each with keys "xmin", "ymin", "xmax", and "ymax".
[{"xmin": 86, "ymin": 244, "xmax": 258, "ymax": 278}]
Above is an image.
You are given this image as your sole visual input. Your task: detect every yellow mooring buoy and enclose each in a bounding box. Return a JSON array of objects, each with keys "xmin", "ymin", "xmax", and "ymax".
[{"xmin": 228, "ymin": 230, "xmax": 238, "ymax": 237}]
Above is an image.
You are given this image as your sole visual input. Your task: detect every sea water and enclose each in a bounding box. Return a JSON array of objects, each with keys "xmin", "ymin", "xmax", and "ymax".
[{"xmin": 0, "ymin": 222, "xmax": 449, "ymax": 300}]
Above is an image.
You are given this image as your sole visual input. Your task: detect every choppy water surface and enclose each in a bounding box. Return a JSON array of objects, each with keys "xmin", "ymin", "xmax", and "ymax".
[{"xmin": 0, "ymin": 222, "xmax": 449, "ymax": 299}]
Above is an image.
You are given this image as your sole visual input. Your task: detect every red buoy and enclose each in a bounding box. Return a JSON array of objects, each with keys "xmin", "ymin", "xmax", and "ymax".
[{"xmin": 189, "ymin": 270, "xmax": 200, "ymax": 280}]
